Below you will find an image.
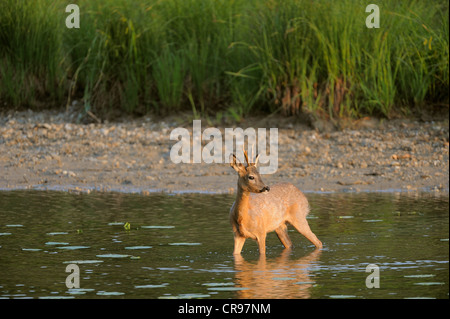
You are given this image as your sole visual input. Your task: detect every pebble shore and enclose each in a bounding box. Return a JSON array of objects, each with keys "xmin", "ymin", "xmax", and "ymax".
[{"xmin": 0, "ymin": 109, "xmax": 448, "ymax": 194}]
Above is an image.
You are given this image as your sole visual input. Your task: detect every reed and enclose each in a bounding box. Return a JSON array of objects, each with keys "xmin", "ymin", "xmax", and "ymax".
[
  {"xmin": 0, "ymin": 0, "xmax": 65, "ymax": 108},
  {"xmin": 0, "ymin": 0, "xmax": 448, "ymax": 119}
]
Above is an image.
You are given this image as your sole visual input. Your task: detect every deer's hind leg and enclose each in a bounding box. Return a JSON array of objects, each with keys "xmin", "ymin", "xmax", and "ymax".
[
  {"xmin": 290, "ymin": 218, "xmax": 322, "ymax": 249},
  {"xmin": 275, "ymin": 224, "xmax": 293, "ymax": 249}
]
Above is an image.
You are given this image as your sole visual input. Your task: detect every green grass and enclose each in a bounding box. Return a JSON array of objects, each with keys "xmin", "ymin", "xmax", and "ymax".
[
  {"xmin": 0, "ymin": 0, "xmax": 64, "ymax": 108},
  {"xmin": 0, "ymin": 0, "xmax": 448, "ymax": 120}
]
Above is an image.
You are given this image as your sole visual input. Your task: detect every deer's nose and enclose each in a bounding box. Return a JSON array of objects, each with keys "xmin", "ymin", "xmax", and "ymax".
[{"xmin": 261, "ymin": 186, "xmax": 270, "ymax": 192}]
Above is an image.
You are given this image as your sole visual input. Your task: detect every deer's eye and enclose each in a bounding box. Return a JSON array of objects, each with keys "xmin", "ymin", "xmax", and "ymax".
[{"xmin": 248, "ymin": 176, "xmax": 254, "ymax": 180}]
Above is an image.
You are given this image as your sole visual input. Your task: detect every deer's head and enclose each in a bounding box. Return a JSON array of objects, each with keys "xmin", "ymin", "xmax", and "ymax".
[{"xmin": 230, "ymin": 149, "xmax": 270, "ymax": 194}]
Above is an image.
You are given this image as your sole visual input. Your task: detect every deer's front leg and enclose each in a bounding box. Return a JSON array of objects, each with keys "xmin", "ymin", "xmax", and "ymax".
[
  {"xmin": 256, "ymin": 234, "xmax": 267, "ymax": 255},
  {"xmin": 233, "ymin": 234, "xmax": 246, "ymax": 255}
]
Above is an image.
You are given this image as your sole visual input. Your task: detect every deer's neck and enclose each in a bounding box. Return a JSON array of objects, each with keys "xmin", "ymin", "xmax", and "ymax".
[{"xmin": 234, "ymin": 187, "xmax": 250, "ymax": 219}]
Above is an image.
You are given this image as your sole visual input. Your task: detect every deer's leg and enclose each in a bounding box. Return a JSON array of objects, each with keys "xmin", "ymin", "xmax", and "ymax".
[
  {"xmin": 275, "ymin": 224, "xmax": 293, "ymax": 249},
  {"xmin": 291, "ymin": 218, "xmax": 323, "ymax": 249},
  {"xmin": 256, "ymin": 233, "xmax": 267, "ymax": 255},
  {"xmin": 233, "ymin": 234, "xmax": 246, "ymax": 255}
]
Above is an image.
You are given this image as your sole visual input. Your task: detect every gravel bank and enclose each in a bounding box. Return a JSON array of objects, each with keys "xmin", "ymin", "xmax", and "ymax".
[{"xmin": 0, "ymin": 109, "xmax": 448, "ymax": 194}]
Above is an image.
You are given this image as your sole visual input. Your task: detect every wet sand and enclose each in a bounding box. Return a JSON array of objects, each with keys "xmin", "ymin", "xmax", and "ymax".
[{"xmin": 0, "ymin": 109, "xmax": 448, "ymax": 195}]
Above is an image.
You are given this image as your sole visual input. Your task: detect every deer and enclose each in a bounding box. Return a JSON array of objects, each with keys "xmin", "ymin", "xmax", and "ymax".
[{"xmin": 229, "ymin": 147, "xmax": 322, "ymax": 256}]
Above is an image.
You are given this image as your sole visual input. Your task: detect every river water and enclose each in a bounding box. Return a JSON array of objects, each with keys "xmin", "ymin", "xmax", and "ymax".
[{"xmin": 0, "ymin": 191, "xmax": 448, "ymax": 299}]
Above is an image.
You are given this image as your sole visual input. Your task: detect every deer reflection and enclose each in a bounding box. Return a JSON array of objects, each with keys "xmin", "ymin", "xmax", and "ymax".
[{"xmin": 233, "ymin": 248, "xmax": 321, "ymax": 299}]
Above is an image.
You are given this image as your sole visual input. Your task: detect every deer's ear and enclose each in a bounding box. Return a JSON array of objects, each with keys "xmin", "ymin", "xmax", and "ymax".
[{"xmin": 230, "ymin": 154, "xmax": 244, "ymax": 173}]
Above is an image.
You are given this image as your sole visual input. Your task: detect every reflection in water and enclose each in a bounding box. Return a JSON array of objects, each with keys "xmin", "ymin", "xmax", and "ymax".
[{"xmin": 234, "ymin": 249, "xmax": 322, "ymax": 298}]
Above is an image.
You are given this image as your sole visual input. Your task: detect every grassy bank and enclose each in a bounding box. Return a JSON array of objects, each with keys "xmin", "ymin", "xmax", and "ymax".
[{"xmin": 0, "ymin": 0, "xmax": 448, "ymax": 121}]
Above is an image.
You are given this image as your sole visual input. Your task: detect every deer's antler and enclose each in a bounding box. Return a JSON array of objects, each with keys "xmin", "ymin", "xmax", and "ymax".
[{"xmin": 242, "ymin": 144, "xmax": 249, "ymax": 166}]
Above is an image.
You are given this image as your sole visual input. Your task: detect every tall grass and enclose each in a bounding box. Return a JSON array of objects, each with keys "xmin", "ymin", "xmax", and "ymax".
[
  {"xmin": 0, "ymin": 0, "xmax": 448, "ymax": 120},
  {"xmin": 0, "ymin": 0, "xmax": 65, "ymax": 108},
  {"xmin": 244, "ymin": 0, "xmax": 449, "ymax": 118}
]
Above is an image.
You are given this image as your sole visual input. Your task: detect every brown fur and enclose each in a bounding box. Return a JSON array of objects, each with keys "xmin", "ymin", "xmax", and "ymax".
[{"xmin": 230, "ymin": 152, "xmax": 322, "ymax": 255}]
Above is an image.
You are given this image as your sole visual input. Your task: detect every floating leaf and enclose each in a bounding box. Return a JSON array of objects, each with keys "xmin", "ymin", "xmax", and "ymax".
[
  {"xmin": 67, "ymin": 288, "xmax": 95, "ymax": 295},
  {"xmin": 135, "ymin": 283, "xmax": 168, "ymax": 289},
  {"xmin": 159, "ymin": 293, "xmax": 210, "ymax": 299},
  {"xmin": 63, "ymin": 260, "xmax": 104, "ymax": 264},
  {"xmin": 96, "ymin": 291, "xmax": 125, "ymax": 296},
  {"xmin": 45, "ymin": 242, "xmax": 69, "ymax": 246},
  {"xmin": 294, "ymin": 281, "xmax": 316, "ymax": 285},
  {"xmin": 125, "ymin": 246, "xmax": 152, "ymax": 250},
  {"xmin": 39, "ymin": 296, "xmax": 75, "ymax": 299},
  {"xmin": 202, "ymin": 282, "xmax": 234, "ymax": 287},
  {"xmin": 58, "ymin": 246, "xmax": 90, "ymax": 250},
  {"xmin": 141, "ymin": 226, "xmax": 175, "ymax": 229},
  {"xmin": 96, "ymin": 254, "xmax": 130, "ymax": 258},
  {"xmin": 207, "ymin": 287, "xmax": 249, "ymax": 291},
  {"xmin": 404, "ymin": 274, "xmax": 435, "ymax": 278},
  {"xmin": 273, "ymin": 277, "xmax": 295, "ymax": 281},
  {"xmin": 22, "ymin": 248, "xmax": 42, "ymax": 252}
]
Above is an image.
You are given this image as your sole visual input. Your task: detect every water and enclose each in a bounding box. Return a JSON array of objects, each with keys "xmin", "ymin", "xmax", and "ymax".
[{"xmin": 0, "ymin": 191, "xmax": 448, "ymax": 299}]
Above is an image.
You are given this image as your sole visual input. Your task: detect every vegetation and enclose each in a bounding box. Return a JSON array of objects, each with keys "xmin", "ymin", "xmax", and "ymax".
[{"xmin": 0, "ymin": 0, "xmax": 448, "ymax": 120}]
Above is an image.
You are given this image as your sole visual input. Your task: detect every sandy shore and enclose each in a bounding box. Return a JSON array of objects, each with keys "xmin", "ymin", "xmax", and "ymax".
[{"xmin": 0, "ymin": 109, "xmax": 448, "ymax": 195}]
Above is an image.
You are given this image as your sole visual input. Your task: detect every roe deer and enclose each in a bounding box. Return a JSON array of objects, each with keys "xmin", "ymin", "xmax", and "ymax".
[{"xmin": 229, "ymin": 148, "xmax": 322, "ymax": 255}]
